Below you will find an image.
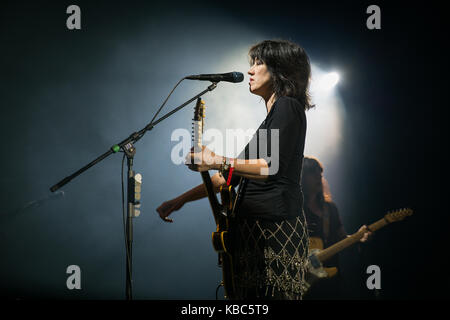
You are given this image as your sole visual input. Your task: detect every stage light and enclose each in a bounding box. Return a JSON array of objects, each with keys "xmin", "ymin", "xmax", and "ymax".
[
  {"xmin": 312, "ymin": 71, "xmax": 340, "ymax": 92},
  {"xmin": 323, "ymin": 72, "xmax": 340, "ymax": 89},
  {"xmin": 305, "ymin": 65, "xmax": 344, "ymax": 164}
]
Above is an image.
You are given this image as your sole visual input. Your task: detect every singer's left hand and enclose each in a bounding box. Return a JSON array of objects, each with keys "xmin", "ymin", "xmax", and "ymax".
[{"xmin": 185, "ymin": 146, "xmax": 222, "ymax": 172}]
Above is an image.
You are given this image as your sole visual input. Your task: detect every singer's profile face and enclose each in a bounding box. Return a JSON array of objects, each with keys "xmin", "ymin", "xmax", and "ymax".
[{"xmin": 248, "ymin": 58, "xmax": 272, "ymax": 98}]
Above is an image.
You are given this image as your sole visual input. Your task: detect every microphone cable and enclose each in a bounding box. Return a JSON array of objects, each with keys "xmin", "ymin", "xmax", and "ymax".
[{"xmin": 135, "ymin": 76, "xmax": 187, "ymax": 141}]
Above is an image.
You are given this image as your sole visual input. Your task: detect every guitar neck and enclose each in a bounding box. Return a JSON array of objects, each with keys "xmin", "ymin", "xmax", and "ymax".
[
  {"xmin": 316, "ymin": 216, "xmax": 390, "ymax": 263},
  {"xmin": 200, "ymin": 171, "xmax": 222, "ymax": 225},
  {"xmin": 192, "ymin": 97, "xmax": 223, "ymax": 225}
]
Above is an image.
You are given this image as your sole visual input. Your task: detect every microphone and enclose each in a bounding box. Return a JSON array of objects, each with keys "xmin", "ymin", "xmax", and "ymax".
[{"xmin": 186, "ymin": 72, "xmax": 244, "ymax": 83}]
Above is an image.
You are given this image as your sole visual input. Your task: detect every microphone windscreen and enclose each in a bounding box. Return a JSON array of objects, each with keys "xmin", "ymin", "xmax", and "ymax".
[{"xmin": 232, "ymin": 72, "xmax": 244, "ymax": 83}]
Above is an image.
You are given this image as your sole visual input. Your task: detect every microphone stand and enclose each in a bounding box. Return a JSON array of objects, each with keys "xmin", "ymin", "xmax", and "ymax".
[{"xmin": 50, "ymin": 81, "xmax": 218, "ymax": 300}]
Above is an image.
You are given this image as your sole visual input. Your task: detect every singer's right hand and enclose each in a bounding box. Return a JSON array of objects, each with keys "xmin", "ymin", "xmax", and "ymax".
[{"xmin": 156, "ymin": 197, "xmax": 185, "ymax": 223}]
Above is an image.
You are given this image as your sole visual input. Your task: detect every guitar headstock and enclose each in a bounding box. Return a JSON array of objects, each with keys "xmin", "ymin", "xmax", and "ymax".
[
  {"xmin": 193, "ymin": 97, "xmax": 205, "ymax": 122},
  {"xmin": 192, "ymin": 98, "xmax": 206, "ymax": 151},
  {"xmin": 384, "ymin": 208, "xmax": 413, "ymax": 223}
]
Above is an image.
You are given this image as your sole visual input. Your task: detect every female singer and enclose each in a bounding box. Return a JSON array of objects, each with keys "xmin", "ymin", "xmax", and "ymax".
[{"xmin": 157, "ymin": 39, "xmax": 313, "ymax": 299}]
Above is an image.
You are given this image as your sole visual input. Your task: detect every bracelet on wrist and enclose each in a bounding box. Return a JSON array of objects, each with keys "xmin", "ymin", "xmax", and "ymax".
[{"xmin": 219, "ymin": 157, "xmax": 229, "ymax": 175}]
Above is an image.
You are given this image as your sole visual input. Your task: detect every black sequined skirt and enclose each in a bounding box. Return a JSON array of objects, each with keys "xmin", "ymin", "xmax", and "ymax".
[{"xmin": 228, "ymin": 214, "xmax": 310, "ymax": 300}]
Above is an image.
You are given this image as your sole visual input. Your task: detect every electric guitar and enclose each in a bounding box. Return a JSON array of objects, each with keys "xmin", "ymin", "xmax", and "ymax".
[
  {"xmin": 192, "ymin": 98, "xmax": 236, "ymax": 299},
  {"xmin": 304, "ymin": 207, "xmax": 413, "ymax": 292}
]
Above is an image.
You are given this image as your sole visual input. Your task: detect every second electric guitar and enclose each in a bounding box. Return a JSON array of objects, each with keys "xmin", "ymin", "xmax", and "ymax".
[{"xmin": 305, "ymin": 207, "xmax": 413, "ymax": 292}]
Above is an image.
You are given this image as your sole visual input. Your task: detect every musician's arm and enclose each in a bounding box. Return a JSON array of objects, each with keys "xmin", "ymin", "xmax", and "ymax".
[
  {"xmin": 178, "ymin": 172, "xmax": 226, "ymax": 203},
  {"xmin": 156, "ymin": 173, "xmax": 227, "ymax": 222}
]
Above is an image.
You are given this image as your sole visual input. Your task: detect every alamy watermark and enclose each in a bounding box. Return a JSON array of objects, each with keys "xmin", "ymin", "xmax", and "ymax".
[
  {"xmin": 172, "ymin": 128, "xmax": 280, "ymax": 176},
  {"xmin": 366, "ymin": 5, "xmax": 381, "ymax": 30},
  {"xmin": 66, "ymin": 5, "xmax": 81, "ymax": 30},
  {"xmin": 66, "ymin": 265, "xmax": 81, "ymax": 290},
  {"xmin": 366, "ymin": 265, "xmax": 381, "ymax": 290}
]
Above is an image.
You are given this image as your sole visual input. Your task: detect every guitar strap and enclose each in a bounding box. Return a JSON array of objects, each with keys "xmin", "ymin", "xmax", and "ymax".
[
  {"xmin": 230, "ymin": 177, "xmax": 245, "ymax": 218},
  {"xmin": 322, "ymin": 203, "xmax": 330, "ymax": 245}
]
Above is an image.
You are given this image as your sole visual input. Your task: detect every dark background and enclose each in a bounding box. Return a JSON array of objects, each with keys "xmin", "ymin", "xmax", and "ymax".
[{"xmin": 0, "ymin": 0, "xmax": 446, "ymax": 299}]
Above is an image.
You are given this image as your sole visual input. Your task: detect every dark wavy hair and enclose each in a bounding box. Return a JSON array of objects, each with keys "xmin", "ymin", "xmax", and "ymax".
[
  {"xmin": 248, "ymin": 39, "xmax": 314, "ymax": 110},
  {"xmin": 302, "ymin": 156, "xmax": 332, "ymax": 209}
]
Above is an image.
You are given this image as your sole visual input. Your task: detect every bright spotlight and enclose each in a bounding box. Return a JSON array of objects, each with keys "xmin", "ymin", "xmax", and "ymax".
[
  {"xmin": 320, "ymin": 72, "xmax": 340, "ymax": 91},
  {"xmin": 305, "ymin": 64, "xmax": 344, "ymax": 164}
]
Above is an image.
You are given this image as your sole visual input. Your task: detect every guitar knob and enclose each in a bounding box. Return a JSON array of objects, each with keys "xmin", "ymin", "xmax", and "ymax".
[{"xmin": 133, "ymin": 203, "xmax": 141, "ymax": 217}]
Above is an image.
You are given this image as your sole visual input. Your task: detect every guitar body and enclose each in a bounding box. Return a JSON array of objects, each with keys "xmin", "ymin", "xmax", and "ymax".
[
  {"xmin": 308, "ymin": 237, "xmax": 338, "ymax": 278},
  {"xmin": 200, "ymin": 174, "xmax": 236, "ymax": 299},
  {"xmin": 211, "ymin": 185, "xmax": 236, "ymax": 299}
]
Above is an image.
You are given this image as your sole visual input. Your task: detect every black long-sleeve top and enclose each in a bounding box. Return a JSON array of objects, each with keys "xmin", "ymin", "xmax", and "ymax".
[{"xmin": 224, "ymin": 96, "xmax": 307, "ymax": 221}]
